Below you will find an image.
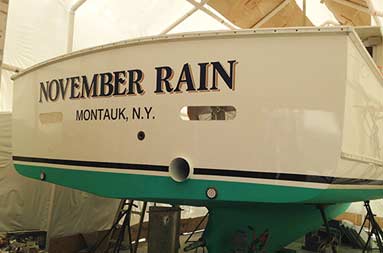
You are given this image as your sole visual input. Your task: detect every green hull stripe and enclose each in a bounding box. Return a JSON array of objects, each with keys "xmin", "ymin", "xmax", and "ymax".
[{"xmin": 15, "ymin": 164, "xmax": 383, "ymax": 204}]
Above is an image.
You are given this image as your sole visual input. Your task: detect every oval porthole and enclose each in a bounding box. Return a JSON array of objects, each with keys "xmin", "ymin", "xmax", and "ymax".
[{"xmin": 180, "ymin": 106, "xmax": 236, "ymax": 121}]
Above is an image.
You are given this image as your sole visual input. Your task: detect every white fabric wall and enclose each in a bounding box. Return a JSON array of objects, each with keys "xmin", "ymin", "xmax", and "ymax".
[
  {"xmin": 0, "ymin": 70, "xmax": 12, "ymax": 112},
  {"xmin": 0, "ymin": 0, "xmax": 69, "ymax": 112},
  {"xmin": 48, "ymin": 187, "xmax": 119, "ymax": 237},
  {"xmin": 3, "ymin": 0, "xmax": 68, "ymax": 67},
  {"xmin": 0, "ymin": 112, "xmax": 119, "ymax": 238},
  {"xmin": 0, "ymin": 0, "xmax": 120, "ymax": 239},
  {"xmin": 72, "ymin": 0, "xmax": 229, "ymax": 50},
  {"xmin": 0, "ymin": 113, "xmax": 50, "ymax": 231}
]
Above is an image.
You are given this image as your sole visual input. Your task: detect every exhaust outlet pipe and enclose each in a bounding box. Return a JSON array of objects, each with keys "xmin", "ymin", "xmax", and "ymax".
[{"xmin": 169, "ymin": 157, "xmax": 192, "ymax": 182}]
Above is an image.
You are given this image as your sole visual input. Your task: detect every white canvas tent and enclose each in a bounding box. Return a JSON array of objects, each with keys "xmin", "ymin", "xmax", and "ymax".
[
  {"xmin": 0, "ymin": 112, "xmax": 120, "ymax": 238},
  {"xmin": 1, "ymin": 0, "xmax": 383, "ymax": 243}
]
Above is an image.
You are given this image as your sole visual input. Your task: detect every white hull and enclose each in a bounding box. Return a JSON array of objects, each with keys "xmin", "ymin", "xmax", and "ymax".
[{"xmin": 11, "ymin": 27, "xmax": 383, "ymax": 201}]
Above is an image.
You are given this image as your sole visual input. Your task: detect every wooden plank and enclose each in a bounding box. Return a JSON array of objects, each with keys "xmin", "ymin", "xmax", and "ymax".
[
  {"xmin": 336, "ymin": 211, "xmax": 383, "ymax": 229},
  {"xmin": 335, "ymin": 212, "xmax": 363, "ymax": 226},
  {"xmin": 0, "ymin": 2, "xmax": 7, "ymax": 14},
  {"xmin": 208, "ymin": 0, "xmax": 312, "ymax": 28},
  {"xmin": 324, "ymin": 0, "xmax": 371, "ymax": 26},
  {"xmin": 260, "ymin": 0, "xmax": 312, "ymax": 28}
]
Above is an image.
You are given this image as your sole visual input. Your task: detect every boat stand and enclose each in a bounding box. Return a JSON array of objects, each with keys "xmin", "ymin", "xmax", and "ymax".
[
  {"xmin": 359, "ymin": 201, "xmax": 383, "ymax": 253},
  {"xmin": 318, "ymin": 205, "xmax": 337, "ymax": 253},
  {"xmin": 183, "ymin": 212, "xmax": 209, "ymax": 252},
  {"xmin": 91, "ymin": 199, "xmax": 147, "ymax": 253}
]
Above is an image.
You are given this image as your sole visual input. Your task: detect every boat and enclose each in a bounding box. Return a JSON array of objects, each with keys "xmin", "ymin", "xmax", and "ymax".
[{"xmin": 12, "ymin": 26, "xmax": 383, "ymax": 252}]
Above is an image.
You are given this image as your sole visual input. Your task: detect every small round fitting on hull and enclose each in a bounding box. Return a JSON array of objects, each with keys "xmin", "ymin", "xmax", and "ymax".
[
  {"xmin": 40, "ymin": 171, "xmax": 46, "ymax": 181},
  {"xmin": 169, "ymin": 157, "xmax": 192, "ymax": 182},
  {"xmin": 206, "ymin": 187, "xmax": 218, "ymax": 199}
]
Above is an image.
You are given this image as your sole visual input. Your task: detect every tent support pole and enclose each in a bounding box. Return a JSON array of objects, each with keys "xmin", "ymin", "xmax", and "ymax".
[
  {"xmin": 67, "ymin": 0, "xmax": 88, "ymax": 52},
  {"xmin": 366, "ymin": 0, "xmax": 382, "ymax": 26},
  {"xmin": 1, "ymin": 63, "xmax": 22, "ymax": 73},
  {"xmin": 185, "ymin": 0, "xmax": 237, "ymax": 30},
  {"xmin": 159, "ymin": 0, "xmax": 209, "ymax": 35},
  {"xmin": 161, "ymin": 0, "xmax": 237, "ymax": 34},
  {"xmin": 303, "ymin": 0, "xmax": 307, "ymax": 26},
  {"xmin": 67, "ymin": 12, "xmax": 75, "ymax": 52}
]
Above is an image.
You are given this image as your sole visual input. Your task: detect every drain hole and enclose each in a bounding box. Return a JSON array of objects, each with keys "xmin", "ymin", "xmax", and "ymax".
[{"xmin": 169, "ymin": 157, "xmax": 192, "ymax": 182}]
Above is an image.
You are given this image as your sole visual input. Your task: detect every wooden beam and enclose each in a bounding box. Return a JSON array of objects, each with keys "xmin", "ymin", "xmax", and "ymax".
[
  {"xmin": 0, "ymin": 2, "xmax": 7, "ymax": 15},
  {"xmin": 323, "ymin": 0, "xmax": 371, "ymax": 26},
  {"xmin": 326, "ymin": 0, "xmax": 369, "ymax": 14},
  {"xmin": 252, "ymin": 0, "xmax": 290, "ymax": 28}
]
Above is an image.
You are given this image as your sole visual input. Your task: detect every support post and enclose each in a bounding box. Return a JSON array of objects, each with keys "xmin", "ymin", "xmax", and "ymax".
[
  {"xmin": 133, "ymin": 201, "xmax": 148, "ymax": 253},
  {"xmin": 361, "ymin": 201, "xmax": 383, "ymax": 253},
  {"xmin": 318, "ymin": 205, "xmax": 337, "ymax": 253}
]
